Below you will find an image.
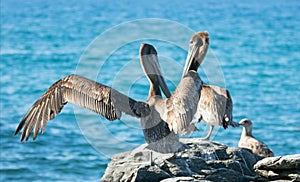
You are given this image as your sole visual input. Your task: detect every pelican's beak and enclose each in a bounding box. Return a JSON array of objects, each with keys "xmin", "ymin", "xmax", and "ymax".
[
  {"xmin": 140, "ymin": 44, "xmax": 171, "ymax": 98},
  {"xmin": 182, "ymin": 41, "xmax": 199, "ymax": 77},
  {"xmin": 182, "ymin": 32, "xmax": 209, "ymax": 78}
]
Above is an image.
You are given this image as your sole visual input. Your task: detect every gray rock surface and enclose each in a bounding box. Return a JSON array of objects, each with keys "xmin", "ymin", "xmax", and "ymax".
[
  {"xmin": 254, "ymin": 154, "xmax": 300, "ymax": 181},
  {"xmin": 101, "ymin": 138, "xmax": 267, "ymax": 182}
]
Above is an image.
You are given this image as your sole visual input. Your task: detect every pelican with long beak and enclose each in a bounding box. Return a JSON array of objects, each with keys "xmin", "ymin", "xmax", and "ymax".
[
  {"xmin": 178, "ymin": 32, "xmax": 238, "ymax": 140},
  {"xmin": 14, "ymin": 31, "xmax": 210, "ymax": 152},
  {"xmin": 148, "ymin": 32, "xmax": 237, "ymax": 140},
  {"xmin": 14, "ymin": 43, "xmax": 184, "ymax": 153},
  {"xmin": 136, "ymin": 39, "xmax": 209, "ymax": 151},
  {"xmin": 139, "ymin": 43, "xmax": 184, "ymax": 152},
  {"xmin": 133, "ymin": 32, "xmax": 209, "ymax": 137},
  {"xmin": 159, "ymin": 32, "xmax": 209, "ymax": 135}
]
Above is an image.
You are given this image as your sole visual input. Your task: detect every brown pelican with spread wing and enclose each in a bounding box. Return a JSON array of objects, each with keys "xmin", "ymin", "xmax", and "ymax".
[
  {"xmin": 14, "ymin": 44, "xmax": 178, "ymax": 153},
  {"xmin": 14, "ymin": 33, "xmax": 209, "ymax": 152}
]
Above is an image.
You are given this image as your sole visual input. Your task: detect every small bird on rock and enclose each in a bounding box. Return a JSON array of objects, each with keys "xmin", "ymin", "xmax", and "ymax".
[{"xmin": 238, "ymin": 118, "xmax": 274, "ymax": 158}]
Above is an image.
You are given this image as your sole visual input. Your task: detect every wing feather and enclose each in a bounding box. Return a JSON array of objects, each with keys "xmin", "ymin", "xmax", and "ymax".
[
  {"xmin": 19, "ymin": 108, "xmax": 34, "ymax": 141},
  {"xmin": 195, "ymin": 84, "xmax": 235, "ymax": 128},
  {"xmin": 41, "ymin": 98, "xmax": 51, "ymax": 133},
  {"xmin": 24, "ymin": 106, "xmax": 40, "ymax": 141},
  {"xmin": 15, "ymin": 74, "xmax": 150, "ymax": 141},
  {"xmin": 164, "ymin": 71, "xmax": 202, "ymax": 134},
  {"xmin": 33, "ymin": 100, "xmax": 45, "ymax": 140}
]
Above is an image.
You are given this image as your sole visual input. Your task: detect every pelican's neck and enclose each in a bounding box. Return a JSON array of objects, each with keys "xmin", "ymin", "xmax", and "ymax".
[
  {"xmin": 147, "ymin": 83, "xmax": 161, "ymax": 101},
  {"xmin": 242, "ymin": 125, "xmax": 253, "ymax": 137}
]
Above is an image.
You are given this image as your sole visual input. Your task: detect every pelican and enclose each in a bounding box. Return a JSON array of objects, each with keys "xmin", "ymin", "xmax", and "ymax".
[
  {"xmin": 157, "ymin": 31, "xmax": 209, "ymax": 135},
  {"xmin": 142, "ymin": 32, "xmax": 210, "ymax": 136},
  {"xmin": 193, "ymin": 84, "xmax": 238, "ymax": 140},
  {"xmin": 139, "ymin": 43, "xmax": 183, "ymax": 152},
  {"xmin": 13, "ymin": 36, "xmax": 208, "ymax": 152},
  {"xmin": 14, "ymin": 31, "xmax": 209, "ymax": 152},
  {"xmin": 14, "ymin": 43, "xmax": 181, "ymax": 152},
  {"xmin": 176, "ymin": 32, "xmax": 238, "ymax": 140},
  {"xmin": 139, "ymin": 32, "xmax": 209, "ymax": 148},
  {"xmin": 238, "ymin": 118, "xmax": 274, "ymax": 158},
  {"xmin": 146, "ymin": 32, "xmax": 235, "ymax": 140}
]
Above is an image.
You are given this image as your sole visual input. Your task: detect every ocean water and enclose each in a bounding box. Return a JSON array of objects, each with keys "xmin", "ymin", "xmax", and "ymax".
[{"xmin": 1, "ymin": 0, "xmax": 300, "ymax": 181}]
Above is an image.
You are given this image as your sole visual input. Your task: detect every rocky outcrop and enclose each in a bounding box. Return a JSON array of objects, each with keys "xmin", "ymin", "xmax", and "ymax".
[
  {"xmin": 254, "ymin": 154, "xmax": 300, "ymax": 181},
  {"xmin": 101, "ymin": 138, "xmax": 267, "ymax": 182}
]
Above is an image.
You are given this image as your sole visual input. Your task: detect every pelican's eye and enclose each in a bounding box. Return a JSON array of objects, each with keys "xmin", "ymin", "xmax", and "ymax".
[{"xmin": 205, "ymin": 37, "xmax": 210, "ymax": 44}]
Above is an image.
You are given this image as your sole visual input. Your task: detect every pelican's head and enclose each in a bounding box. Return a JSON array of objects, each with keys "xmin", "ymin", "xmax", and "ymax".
[
  {"xmin": 182, "ymin": 31, "xmax": 210, "ymax": 77},
  {"xmin": 140, "ymin": 43, "xmax": 171, "ymax": 98}
]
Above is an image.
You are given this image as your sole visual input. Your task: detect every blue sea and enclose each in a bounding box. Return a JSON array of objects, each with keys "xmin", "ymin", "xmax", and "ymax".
[{"xmin": 1, "ymin": 0, "xmax": 299, "ymax": 181}]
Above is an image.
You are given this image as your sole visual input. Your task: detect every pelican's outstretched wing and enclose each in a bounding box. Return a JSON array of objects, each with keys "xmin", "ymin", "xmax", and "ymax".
[{"xmin": 14, "ymin": 74, "xmax": 150, "ymax": 141}]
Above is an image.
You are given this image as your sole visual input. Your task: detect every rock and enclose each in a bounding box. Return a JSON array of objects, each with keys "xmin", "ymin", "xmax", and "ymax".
[
  {"xmin": 135, "ymin": 165, "xmax": 171, "ymax": 182},
  {"xmin": 254, "ymin": 154, "xmax": 300, "ymax": 181},
  {"xmin": 100, "ymin": 138, "xmax": 267, "ymax": 182},
  {"xmin": 160, "ymin": 176, "xmax": 202, "ymax": 182}
]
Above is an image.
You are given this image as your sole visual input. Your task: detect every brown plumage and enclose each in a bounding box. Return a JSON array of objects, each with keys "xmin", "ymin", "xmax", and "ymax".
[
  {"xmin": 14, "ymin": 74, "xmax": 151, "ymax": 142},
  {"xmin": 139, "ymin": 43, "xmax": 183, "ymax": 153},
  {"xmin": 193, "ymin": 84, "xmax": 238, "ymax": 140},
  {"xmin": 163, "ymin": 71, "xmax": 203, "ymax": 135},
  {"xmin": 161, "ymin": 31, "xmax": 209, "ymax": 135},
  {"xmin": 238, "ymin": 118, "xmax": 274, "ymax": 158},
  {"xmin": 140, "ymin": 32, "xmax": 210, "ymax": 136},
  {"xmin": 14, "ymin": 31, "xmax": 210, "ymax": 152},
  {"xmin": 178, "ymin": 31, "xmax": 237, "ymax": 139},
  {"xmin": 14, "ymin": 44, "xmax": 171, "ymax": 143},
  {"xmin": 14, "ymin": 43, "xmax": 184, "ymax": 153}
]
